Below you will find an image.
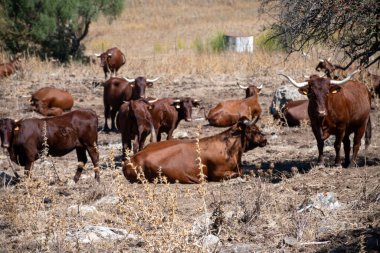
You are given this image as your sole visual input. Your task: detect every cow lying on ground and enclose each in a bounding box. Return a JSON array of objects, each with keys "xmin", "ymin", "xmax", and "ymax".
[
  {"xmin": 123, "ymin": 117, "xmax": 267, "ymax": 183},
  {"xmin": 149, "ymin": 97, "xmax": 200, "ymax": 141},
  {"xmin": 280, "ymin": 70, "xmax": 371, "ymax": 167},
  {"xmin": 30, "ymin": 87, "xmax": 74, "ymax": 116},
  {"xmin": 205, "ymin": 83, "xmax": 262, "ymax": 127},
  {"xmin": 95, "ymin": 47, "xmax": 126, "ymax": 79},
  {"xmin": 281, "ymin": 100, "xmax": 309, "ymax": 127},
  {"xmin": 117, "ymin": 99, "xmax": 156, "ymax": 157},
  {"xmin": 102, "ymin": 76, "xmax": 159, "ymax": 132},
  {"xmin": 0, "ymin": 110, "xmax": 100, "ymax": 182},
  {"xmin": 0, "ymin": 56, "xmax": 21, "ymax": 78}
]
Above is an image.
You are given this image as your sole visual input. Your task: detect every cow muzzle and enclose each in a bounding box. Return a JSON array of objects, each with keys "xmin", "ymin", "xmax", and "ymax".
[{"xmin": 318, "ymin": 110, "xmax": 327, "ymax": 117}]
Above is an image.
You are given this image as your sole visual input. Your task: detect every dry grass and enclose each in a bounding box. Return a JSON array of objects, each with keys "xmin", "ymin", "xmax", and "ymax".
[{"xmin": 0, "ymin": 1, "xmax": 379, "ymax": 252}]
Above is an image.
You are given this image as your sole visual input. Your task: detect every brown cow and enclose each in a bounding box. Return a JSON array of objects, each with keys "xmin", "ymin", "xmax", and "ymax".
[
  {"xmin": 281, "ymin": 100, "xmax": 309, "ymax": 127},
  {"xmin": 102, "ymin": 76, "xmax": 159, "ymax": 132},
  {"xmin": 280, "ymin": 70, "xmax": 372, "ymax": 167},
  {"xmin": 0, "ymin": 110, "xmax": 100, "ymax": 182},
  {"xmin": 205, "ymin": 83, "xmax": 262, "ymax": 127},
  {"xmin": 30, "ymin": 87, "xmax": 74, "ymax": 116},
  {"xmin": 116, "ymin": 99, "xmax": 156, "ymax": 157},
  {"xmin": 122, "ymin": 117, "xmax": 267, "ymax": 183},
  {"xmin": 0, "ymin": 56, "xmax": 21, "ymax": 78},
  {"xmin": 149, "ymin": 97, "xmax": 200, "ymax": 141},
  {"xmin": 95, "ymin": 47, "xmax": 126, "ymax": 79}
]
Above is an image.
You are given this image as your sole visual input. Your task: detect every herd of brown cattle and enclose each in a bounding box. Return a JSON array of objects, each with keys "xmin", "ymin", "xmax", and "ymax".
[{"xmin": 0, "ymin": 51, "xmax": 378, "ymax": 184}]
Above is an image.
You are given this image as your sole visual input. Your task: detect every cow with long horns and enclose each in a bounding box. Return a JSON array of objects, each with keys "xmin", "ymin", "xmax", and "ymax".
[
  {"xmin": 204, "ymin": 83, "xmax": 262, "ymax": 127},
  {"xmin": 280, "ymin": 70, "xmax": 371, "ymax": 167}
]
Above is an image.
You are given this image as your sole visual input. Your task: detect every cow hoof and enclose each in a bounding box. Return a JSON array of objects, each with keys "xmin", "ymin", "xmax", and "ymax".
[
  {"xmin": 333, "ymin": 164, "xmax": 342, "ymax": 169},
  {"xmin": 315, "ymin": 163, "xmax": 325, "ymax": 169}
]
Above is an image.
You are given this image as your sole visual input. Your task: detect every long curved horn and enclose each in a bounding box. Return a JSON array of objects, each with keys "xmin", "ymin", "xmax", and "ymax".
[
  {"xmin": 319, "ymin": 59, "xmax": 324, "ymax": 62},
  {"xmin": 192, "ymin": 99, "xmax": 201, "ymax": 103},
  {"xmin": 95, "ymin": 53, "xmax": 101, "ymax": 57},
  {"xmin": 147, "ymin": 98, "xmax": 158, "ymax": 103},
  {"xmin": 123, "ymin": 77, "xmax": 135, "ymax": 82},
  {"xmin": 278, "ymin": 74, "xmax": 308, "ymax": 88},
  {"xmin": 237, "ymin": 82, "xmax": 248, "ymax": 89},
  {"xmin": 172, "ymin": 99, "xmax": 181, "ymax": 103},
  {"xmin": 257, "ymin": 84, "xmax": 263, "ymax": 90},
  {"xmin": 330, "ymin": 69, "xmax": 360, "ymax": 85},
  {"xmin": 146, "ymin": 77, "xmax": 160, "ymax": 82},
  {"xmin": 327, "ymin": 57, "xmax": 331, "ymax": 62},
  {"xmin": 108, "ymin": 53, "xmax": 112, "ymax": 56}
]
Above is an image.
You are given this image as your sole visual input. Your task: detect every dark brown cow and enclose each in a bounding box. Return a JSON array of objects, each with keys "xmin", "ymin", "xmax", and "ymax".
[
  {"xmin": 30, "ymin": 87, "xmax": 74, "ymax": 116},
  {"xmin": 102, "ymin": 76, "xmax": 159, "ymax": 132},
  {"xmin": 95, "ymin": 47, "xmax": 126, "ymax": 79},
  {"xmin": 280, "ymin": 70, "xmax": 371, "ymax": 167},
  {"xmin": 205, "ymin": 83, "xmax": 262, "ymax": 127},
  {"xmin": 281, "ymin": 100, "xmax": 309, "ymax": 127},
  {"xmin": 0, "ymin": 110, "xmax": 100, "ymax": 182},
  {"xmin": 149, "ymin": 97, "xmax": 200, "ymax": 141},
  {"xmin": 116, "ymin": 99, "xmax": 156, "ymax": 157},
  {"xmin": 122, "ymin": 117, "xmax": 267, "ymax": 183},
  {"xmin": 0, "ymin": 56, "xmax": 21, "ymax": 78}
]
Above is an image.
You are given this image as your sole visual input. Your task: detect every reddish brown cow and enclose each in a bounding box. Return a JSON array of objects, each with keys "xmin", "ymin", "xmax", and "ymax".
[
  {"xmin": 281, "ymin": 100, "xmax": 309, "ymax": 127},
  {"xmin": 281, "ymin": 70, "xmax": 371, "ymax": 167},
  {"xmin": 102, "ymin": 76, "xmax": 159, "ymax": 132},
  {"xmin": 205, "ymin": 83, "xmax": 262, "ymax": 127},
  {"xmin": 0, "ymin": 56, "xmax": 21, "ymax": 78},
  {"xmin": 122, "ymin": 117, "xmax": 267, "ymax": 183},
  {"xmin": 149, "ymin": 97, "xmax": 200, "ymax": 141},
  {"xmin": 116, "ymin": 99, "xmax": 156, "ymax": 157},
  {"xmin": 95, "ymin": 47, "xmax": 126, "ymax": 79},
  {"xmin": 31, "ymin": 87, "xmax": 74, "ymax": 116},
  {"xmin": 0, "ymin": 110, "xmax": 100, "ymax": 182}
]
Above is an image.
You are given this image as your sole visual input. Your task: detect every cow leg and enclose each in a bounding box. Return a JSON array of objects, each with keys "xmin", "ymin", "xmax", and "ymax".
[
  {"xmin": 74, "ymin": 148, "xmax": 88, "ymax": 183},
  {"xmin": 333, "ymin": 132, "xmax": 344, "ymax": 167},
  {"xmin": 103, "ymin": 106, "xmax": 111, "ymax": 132},
  {"xmin": 350, "ymin": 127, "xmax": 366, "ymax": 168},
  {"xmin": 343, "ymin": 135, "xmax": 351, "ymax": 168},
  {"xmin": 110, "ymin": 108, "xmax": 118, "ymax": 131},
  {"xmin": 24, "ymin": 161, "xmax": 34, "ymax": 178},
  {"xmin": 312, "ymin": 127, "xmax": 325, "ymax": 166},
  {"xmin": 86, "ymin": 144, "xmax": 100, "ymax": 182}
]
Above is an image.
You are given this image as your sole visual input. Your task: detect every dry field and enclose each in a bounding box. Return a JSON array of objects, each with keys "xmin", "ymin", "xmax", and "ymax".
[{"xmin": 0, "ymin": 0, "xmax": 379, "ymax": 252}]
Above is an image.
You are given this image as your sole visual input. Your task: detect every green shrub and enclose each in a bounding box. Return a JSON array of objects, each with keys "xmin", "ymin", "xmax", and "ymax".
[
  {"xmin": 208, "ymin": 32, "xmax": 226, "ymax": 53},
  {"xmin": 191, "ymin": 37, "xmax": 205, "ymax": 54},
  {"xmin": 256, "ymin": 30, "xmax": 285, "ymax": 52}
]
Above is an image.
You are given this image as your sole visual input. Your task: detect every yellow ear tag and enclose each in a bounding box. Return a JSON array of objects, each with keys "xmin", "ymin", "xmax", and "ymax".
[
  {"xmin": 331, "ymin": 90, "xmax": 338, "ymax": 94},
  {"xmin": 302, "ymin": 90, "xmax": 308, "ymax": 95}
]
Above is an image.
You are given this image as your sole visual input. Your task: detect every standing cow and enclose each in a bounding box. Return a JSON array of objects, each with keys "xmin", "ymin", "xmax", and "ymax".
[
  {"xmin": 31, "ymin": 87, "xmax": 74, "ymax": 116},
  {"xmin": 95, "ymin": 47, "xmax": 126, "ymax": 79},
  {"xmin": 123, "ymin": 117, "xmax": 267, "ymax": 183},
  {"xmin": 0, "ymin": 110, "xmax": 100, "ymax": 182},
  {"xmin": 149, "ymin": 97, "xmax": 200, "ymax": 141},
  {"xmin": 205, "ymin": 83, "xmax": 262, "ymax": 127},
  {"xmin": 102, "ymin": 76, "xmax": 159, "ymax": 132},
  {"xmin": 280, "ymin": 70, "xmax": 371, "ymax": 167},
  {"xmin": 116, "ymin": 99, "xmax": 156, "ymax": 157}
]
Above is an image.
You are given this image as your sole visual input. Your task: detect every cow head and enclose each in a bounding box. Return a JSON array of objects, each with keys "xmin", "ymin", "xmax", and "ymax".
[
  {"xmin": 279, "ymin": 70, "xmax": 359, "ymax": 118},
  {"xmin": 124, "ymin": 76, "xmax": 159, "ymax": 99},
  {"xmin": 95, "ymin": 52, "xmax": 110, "ymax": 68},
  {"xmin": 315, "ymin": 58, "xmax": 335, "ymax": 78},
  {"xmin": 237, "ymin": 83, "xmax": 262, "ymax": 98},
  {"xmin": 171, "ymin": 97, "xmax": 201, "ymax": 122},
  {"xmin": 0, "ymin": 118, "xmax": 15, "ymax": 148},
  {"xmin": 235, "ymin": 117, "xmax": 267, "ymax": 151}
]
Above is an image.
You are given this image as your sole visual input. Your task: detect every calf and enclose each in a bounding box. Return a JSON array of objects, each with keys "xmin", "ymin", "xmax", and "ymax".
[
  {"xmin": 123, "ymin": 117, "xmax": 267, "ymax": 183},
  {"xmin": 0, "ymin": 110, "xmax": 100, "ymax": 182},
  {"xmin": 102, "ymin": 76, "xmax": 159, "ymax": 131},
  {"xmin": 31, "ymin": 87, "xmax": 74, "ymax": 116},
  {"xmin": 149, "ymin": 97, "xmax": 200, "ymax": 141},
  {"xmin": 95, "ymin": 47, "xmax": 126, "ymax": 79},
  {"xmin": 206, "ymin": 83, "xmax": 262, "ymax": 127},
  {"xmin": 281, "ymin": 70, "xmax": 371, "ymax": 167},
  {"xmin": 116, "ymin": 99, "xmax": 156, "ymax": 157},
  {"xmin": 0, "ymin": 56, "xmax": 21, "ymax": 78}
]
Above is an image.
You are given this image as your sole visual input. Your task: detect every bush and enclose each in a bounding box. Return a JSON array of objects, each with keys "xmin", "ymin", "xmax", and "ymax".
[{"xmin": 255, "ymin": 30, "xmax": 285, "ymax": 52}]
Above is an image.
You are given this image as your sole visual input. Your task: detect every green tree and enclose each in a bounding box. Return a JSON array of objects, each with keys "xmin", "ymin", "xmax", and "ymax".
[
  {"xmin": 0, "ymin": 0, "xmax": 124, "ymax": 62},
  {"xmin": 260, "ymin": 0, "xmax": 379, "ymax": 69}
]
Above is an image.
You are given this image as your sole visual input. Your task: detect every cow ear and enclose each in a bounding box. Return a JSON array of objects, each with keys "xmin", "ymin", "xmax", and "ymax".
[
  {"xmin": 298, "ymin": 87, "xmax": 309, "ymax": 95},
  {"xmin": 329, "ymin": 85, "xmax": 341, "ymax": 94}
]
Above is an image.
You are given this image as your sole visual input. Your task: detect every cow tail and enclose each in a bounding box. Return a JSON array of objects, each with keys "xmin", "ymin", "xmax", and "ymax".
[{"xmin": 365, "ymin": 116, "xmax": 372, "ymax": 150}]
